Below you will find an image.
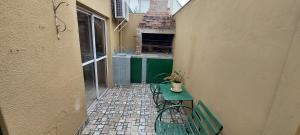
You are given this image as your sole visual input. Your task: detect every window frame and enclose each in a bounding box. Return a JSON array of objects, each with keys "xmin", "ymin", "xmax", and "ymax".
[{"xmin": 77, "ymin": 7, "xmax": 109, "ymax": 101}]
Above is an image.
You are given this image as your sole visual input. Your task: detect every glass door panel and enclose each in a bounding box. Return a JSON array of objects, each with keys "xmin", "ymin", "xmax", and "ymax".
[
  {"xmin": 97, "ymin": 60, "xmax": 107, "ymax": 96},
  {"xmin": 94, "ymin": 18, "xmax": 106, "ymax": 58},
  {"xmin": 77, "ymin": 12, "xmax": 94, "ymax": 63},
  {"xmin": 82, "ymin": 64, "xmax": 97, "ymax": 107},
  {"xmin": 77, "ymin": 9, "xmax": 107, "ymax": 108}
]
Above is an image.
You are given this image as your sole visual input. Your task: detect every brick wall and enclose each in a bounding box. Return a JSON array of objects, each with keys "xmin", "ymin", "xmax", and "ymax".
[
  {"xmin": 136, "ymin": 0, "xmax": 176, "ymax": 54},
  {"xmin": 139, "ymin": 0, "xmax": 175, "ymax": 29}
]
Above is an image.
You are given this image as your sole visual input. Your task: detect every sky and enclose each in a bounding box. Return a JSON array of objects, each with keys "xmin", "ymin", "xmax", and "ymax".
[{"xmin": 177, "ymin": 0, "xmax": 190, "ymax": 6}]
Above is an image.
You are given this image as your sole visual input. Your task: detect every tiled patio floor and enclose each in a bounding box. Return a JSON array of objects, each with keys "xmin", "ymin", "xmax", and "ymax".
[{"xmin": 81, "ymin": 84, "xmax": 158, "ymax": 135}]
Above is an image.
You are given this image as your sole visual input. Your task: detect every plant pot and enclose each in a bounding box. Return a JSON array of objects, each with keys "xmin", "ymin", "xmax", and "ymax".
[{"xmin": 171, "ymin": 82, "xmax": 183, "ymax": 92}]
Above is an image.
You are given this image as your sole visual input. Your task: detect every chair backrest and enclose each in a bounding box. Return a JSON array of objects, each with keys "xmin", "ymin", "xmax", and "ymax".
[{"xmin": 191, "ymin": 100, "xmax": 223, "ymax": 135}]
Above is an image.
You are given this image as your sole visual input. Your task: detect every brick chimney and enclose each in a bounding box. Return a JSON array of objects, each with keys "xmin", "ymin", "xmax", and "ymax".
[{"xmin": 135, "ymin": 0, "xmax": 176, "ymax": 54}]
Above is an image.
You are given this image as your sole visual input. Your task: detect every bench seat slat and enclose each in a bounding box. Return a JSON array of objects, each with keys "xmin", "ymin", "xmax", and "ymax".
[
  {"xmin": 155, "ymin": 100, "xmax": 223, "ymax": 135},
  {"xmin": 192, "ymin": 111, "xmax": 208, "ymax": 135},
  {"xmin": 156, "ymin": 120, "xmax": 163, "ymax": 134},
  {"xmin": 188, "ymin": 116, "xmax": 201, "ymax": 135},
  {"xmin": 198, "ymin": 101, "xmax": 223, "ymax": 133},
  {"xmin": 176, "ymin": 124, "xmax": 184, "ymax": 135},
  {"xmin": 194, "ymin": 106, "xmax": 217, "ymax": 134},
  {"xmin": 179, "ymin": 123, "xmax": 189, "ymax": 134},
  {"xmin": 166, "ymin": 124, "xmax": 173, "ymax": 135},
  {"xmin": 156, "ymin": 121, "xmax": 192, "ymax": 135}
]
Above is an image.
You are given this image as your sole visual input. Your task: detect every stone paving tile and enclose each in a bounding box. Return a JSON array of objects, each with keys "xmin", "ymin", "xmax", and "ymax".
[
  {"xmin": 81, "ymin": 84, "xmax": 158, "ymax": 135},
  {"xmin": 81, "ymin": 84, "xmax": 187, "ymax": 135}
]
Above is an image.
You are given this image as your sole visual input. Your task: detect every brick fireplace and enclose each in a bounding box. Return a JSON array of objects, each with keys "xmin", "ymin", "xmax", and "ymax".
[{"xmin": 135, "ymin": 0, "xmax": 176, "ymax": 54}]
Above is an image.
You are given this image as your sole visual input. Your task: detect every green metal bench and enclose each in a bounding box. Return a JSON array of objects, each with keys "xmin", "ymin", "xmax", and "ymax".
[{"xmin": 155, "ymin": 100, "xmax": 223, "ymax": 135}]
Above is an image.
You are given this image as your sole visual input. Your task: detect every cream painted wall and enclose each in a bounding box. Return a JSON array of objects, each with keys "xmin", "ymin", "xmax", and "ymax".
[
  {"xmin": 0, "ymin": 0, "xmax": 86, "ymax": 134},
  {"xmin": 173, "ymin": 0, "xmax": 300, "ymax": 135},
  {"xmin": 121, "ymin": 14, "xmax": 144, "ymax": 53},
  {"xmin": 262, "ymin": 10, "xmax": 300, "ymax": 135},
  {"xmin": 0, "ymin": 0, "xmax": 118, "ymax": 135},
  {"xmin": 297, "ymin": 125, "xmax": 300, "ymax": 135},
  {"xmin": 77, "ymin": 0, "xmax": 112, "ymax": 18}
]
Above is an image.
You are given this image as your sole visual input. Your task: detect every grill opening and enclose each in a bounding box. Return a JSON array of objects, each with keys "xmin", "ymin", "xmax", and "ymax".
[{"xmin": 142, "ymin": 33, "xmax": 174, "ymax": 54}]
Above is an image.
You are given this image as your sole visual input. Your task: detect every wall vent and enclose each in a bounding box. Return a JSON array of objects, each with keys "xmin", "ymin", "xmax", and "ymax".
[{"xmin": 114, "ymin": 0, "xmax": 129, "ymax": 21}]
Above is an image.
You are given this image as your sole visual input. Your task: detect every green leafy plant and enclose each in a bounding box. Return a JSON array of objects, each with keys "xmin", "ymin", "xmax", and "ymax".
[{"xmin": 164, "ymin": 71, "xmax": 184, "ymax": 83}]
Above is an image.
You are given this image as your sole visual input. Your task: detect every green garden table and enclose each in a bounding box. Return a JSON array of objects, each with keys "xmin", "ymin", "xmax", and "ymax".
[{"xmin": 158, "ymin": 84, "xmax": 193, "ymax": 110}]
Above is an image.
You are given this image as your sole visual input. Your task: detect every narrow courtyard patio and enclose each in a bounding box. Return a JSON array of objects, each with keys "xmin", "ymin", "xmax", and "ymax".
[
  {"xmin": 81, "ymin": 84, "xmax": 158, "ymax": 135},
  {"xmin": 2, "ymin": 0, "xmax": 300, "ymax": 135}
]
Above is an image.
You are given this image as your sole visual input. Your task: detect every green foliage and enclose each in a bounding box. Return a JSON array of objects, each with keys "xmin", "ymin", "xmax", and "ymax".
[{"xmin": 164, "ymin": 70, "xmax": 184, "ymax": 83}]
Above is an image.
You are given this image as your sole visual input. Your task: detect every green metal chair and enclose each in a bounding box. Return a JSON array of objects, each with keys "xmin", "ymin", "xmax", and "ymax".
[
  {"xmin": 149, "ymin": 73, "xmax": 170, "ymax": 106},
  {"xmin": 155, "ymin": 100, "xmax": 223, "ymax": 135}
]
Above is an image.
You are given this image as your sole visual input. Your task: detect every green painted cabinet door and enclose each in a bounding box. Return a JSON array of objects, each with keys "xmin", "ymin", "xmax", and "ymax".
[
  {"xmin": 131, "ymin": 57, "xmax": 142, "ymax": 83},
  {"xmin": 146, "ymin": 58, "xmax": 173, "ymax": 83}
]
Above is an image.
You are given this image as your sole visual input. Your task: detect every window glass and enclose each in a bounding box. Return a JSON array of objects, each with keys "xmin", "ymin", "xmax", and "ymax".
[
  {"xmin": 77, "ymin": 12, "xmax": 94, "ymax": 62},
  {"xmin": 77, "ymin": 9, "xmax": 108, "ymax": 108},
  {"xmin": 97, "ymin": 60, "xmax": 107, "ymax": 96},
  {"xmin": 94, "ymin": 18, "xmax": 106, "ymax": 58},
  {"xmin": 83, "ymin": 64, "xmax": 97, "ymax": 107}
]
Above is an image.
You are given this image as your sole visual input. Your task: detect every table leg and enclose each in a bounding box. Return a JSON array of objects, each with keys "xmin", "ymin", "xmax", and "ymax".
[
  {"xmin": 179, "ymin": 100, "xmax": 183, "ymax": 105},
  {"xmin": 158, "ymin": 100, "xmax": 167, "ymax": 112},
  {"xmin": 163, "ymin": 100, "xmax": 166, "ymax": 110},
  {"xmin": 191, "ymin": 100, "xmax": 194, "ymax": 109}
]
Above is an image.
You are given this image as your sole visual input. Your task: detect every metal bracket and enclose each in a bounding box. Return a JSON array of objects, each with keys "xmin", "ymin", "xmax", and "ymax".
[
  {"xmin": 114, "ymin": 19, "xmax": 128, "ymax": 32},
  {"xmin": 52, "ymin": 0, "xmax": 69, "ymax": 40}
]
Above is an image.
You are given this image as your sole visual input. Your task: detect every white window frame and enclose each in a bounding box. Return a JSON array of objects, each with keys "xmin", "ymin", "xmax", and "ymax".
[{"xmin": 77, "ymin": 7, "xmax": 109, "ymax": 99}]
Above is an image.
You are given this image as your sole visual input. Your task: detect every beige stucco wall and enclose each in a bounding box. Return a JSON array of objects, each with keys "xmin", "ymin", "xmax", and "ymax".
[
  {"xmin": 0, "ymin": 0, "xmax": 118, "ymax": 135},
  {"xmin": 262, "ymin": 10, "xmax": 300, "ymax": 135},
  {"xmin": 297, "ymin": 125, "xmax": 300, "ymax": 135},
  {"xmin": 173, "ymin": 0, "xmax": 300, "ymax": 135},
  {"xmin": 77, "ymin": 0, "xmax": 111, "ymax": 18},
  {"xmin": 121, "ymin": 13, "xmax": 144, "ymax": 53}
]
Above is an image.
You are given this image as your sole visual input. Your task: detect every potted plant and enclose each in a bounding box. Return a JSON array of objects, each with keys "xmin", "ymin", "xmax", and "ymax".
[{"xmin": 164, "ymin": 71, "xmax": 184, "ymax": 92}]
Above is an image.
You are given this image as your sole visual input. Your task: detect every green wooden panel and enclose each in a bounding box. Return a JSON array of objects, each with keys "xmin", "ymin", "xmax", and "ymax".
[
  {"xmin": 130, "ymin": 57, "xmax": 142, "ymax": 83},
  {"xmin": 146, "ymin": 58, "xmax": 173, "ymax": 83}
]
